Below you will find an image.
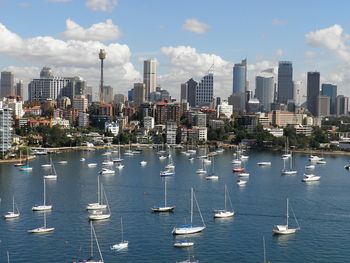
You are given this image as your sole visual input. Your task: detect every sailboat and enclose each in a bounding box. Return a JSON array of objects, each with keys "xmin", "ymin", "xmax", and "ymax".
[
  {"xmin": 172, "ymin": 188, "xmax": 206, "ymax": 235},
  {"xmin": 263, "ymin": 236, "xmax": 268, "ymax": 263},
  {"xmin": 111, "ymin": 217, "xmax": 128, "ymax": 251},
  {"xmin": 44, "ymin": 158, "xmax": 57, "ymax": 179},
  {"xmin": 124, "ymin": 143, "xmax": 134, "ymax": 156},
  {"xmin": 273, "ymin": 198, "xmax": 300, "ymax": 235},
  {"xmin": 41, "ymin": 155, "xmax": 52, "ymax": 168},
  {"xmin": 112, "ymin": 143, "xmax": 124, "ymax": 163},
  {"xmin": 4, "ymin": 196, "xmax": 20, "ymax": 219},
  {"xmin": 281, "ymin": 152, "xmax": 297, "ymax": 175},
  {"xmin": 152, "ymin": 180, "xmax": 175, "ymax": 212},
  {"xmin": 102, "ymin": 153, "xmax": 113, "ymax": 166},
  {"xmin": 213, "ymin": 185, "xmax": 234, "ymax": 218},
  {"xmin": 281, "ymin": 137, "xmax": 291, "ymax": 160},
  {"xmin": 206, "ymin": 158, "xmax": 218, "ymax": 180},
  {"xmin": 196, "ymin": 159, "xmax": 207, "ymax": 175},
  {"xmin": 13, "ymin": 150, "xmax": 24, "ymax": 167},
  {"xmin": 87, "ymin": 176, "xmax": 107, "ymax": 210},
  {"xmin": 165, "ymin": 154, "xmax": 175, "ymax": 170},
  {"xmin": 28, "ymin": 212, "xmax": 54, "ymax": 234},
  {"xmin": 74, "ymin": 221, "xmax": 104, "ymax": 263},
  {"xmin": 89, "ymin": 184, "xmax": 111, "ymax": 220},
  {"xmin": 174, "ymin": 239, "xmax": 194, "ymax": 248},
  {"xmin": 32, "ymin": 179, "xmax": 52, "ymax": 211},
  {"xmin": 19, "ymin": 149, "xmax": 32, "ymax": 171},
  {"xmin": 7, "ymin": 251, "xmax": 10, "ymax": 263}
]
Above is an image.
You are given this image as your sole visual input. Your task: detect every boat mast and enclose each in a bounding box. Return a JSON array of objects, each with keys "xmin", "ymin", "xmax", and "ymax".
[
  {"xmin": 92, "ymin": 223, "xmax": 104, "ymax": 262},
  {"xmin": 97, "ymin": 176, "xmax": 100, "ymax": 205},
  {"xmin": 90, "ymin": 221, "xmax": 93, "ymax": 258},
  {"xmin": 224, "ymin": 185, "xmax": 227, "ymax": 211},
  {"xmin": 290, "ymin": 153, "xmax": 293, "ymax": 170},
  {"xmin": 121, "ymin": 217, "xmax": 124, "ymax": 242},
  {"xmin": 194, "ymin": 189, "xmax": 206, "ymax": 227},
  {"xmin": 12, "ymin": 195, "xmax": 15, "ymax": 213},
  {"xmin": 164, "ymin": 180, "xmax": 167, "ymax": 207},
  {"xmin": 286, "ymin": 198, "xmax": 289, "ymax": 228},
  {"xmin": 7, "ymin": 251, "xmax": 9, "ymax": 263},
  {"xmin": 43, "ymin": 179, "xmax": 46, "ymax": 206},
  {"xmin": 190, "ymin": 188, "xmax": 193, "ymax": 225},
  {"xmin": 44, "ymin": 212, "xmax": 46, "ymax": 228},
  {"xmin": 263, "ymin": 236, "xmax": 266, "ymax": 263}
]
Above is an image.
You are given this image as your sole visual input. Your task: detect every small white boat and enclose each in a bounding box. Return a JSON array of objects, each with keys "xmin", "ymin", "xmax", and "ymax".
[
  {"xmin": 309, "ymin": 155, "xmax": 322, "ymax": 162},
  {"xmin": 316, "ymin": 159, "xmax": 326, "ymax": 164},
  {"xmin": 281, "ymin": 153, "xmax": 297, "ymax": 175},
  {"xmin": 206, "ymin": 175, "xmax": 218, "ymax": 180},
  {"xmin": 172, "ymin": 188, "xmax": 206, "ymax": 235},
  {"xmin": 240, "ymin": 155, "xmax": 249, "ymax": 160},
  {"xmin": 80, "ymin": 158, "xmax": 86, "ymax": 162},
  {"xmin": 152, "ymin": 180, "xmax": 175, "ymax": 212},
  {"xmin": 160, "ymin": 169, "xmax": 175, "ymax": 177},
  {"xmin": 115, "ymin": 163, "xmax": 124, "ymax": 170},
  {"xmin": 86, "ymin": 176, "xmax": 107, "ymax": 211},
  {"xmin": 188, "ymin": 157, "xmax": 194, "ymax": 161},
  {"xmin": 159, "ymin": 155, "xmax": 167, "ymax": 160},
  {"xmin": 4, "ymin": 196, "xmax": 20, "ymax": 219},
  {"xmin": 231, "ymin": 159, "xmax": 242, "ymax": 165},
  {"xmin": 302, "ymin": 174, "xmax": 320, "ymax": 182},
  {"xmin": 203, "ymin": 158, "xmax": 212, "ymax": 164},
  {"xmin": 102, "ymin": 161, "xmax": 113, "ymax": 166},
  {"xmin": 196, "ymin": 160, "xmax": 207, "ymax": 174},
  {"xmin": 305, "ymin": 164, "xmax": 315, "ymax": 170},
  {"xmin": 19, "ymin": 165, "xmax": 32, "ymax": 171},
  {"xmin": 111, "ymin": 217, "xmax": 128, "ymax": 251},
  {"xmin": 273, "ymin": 198, "xmax": 300, "ymax": 235},
  {"xmin": 174, "ymin": 240, "xmax": 194, "ymax": 248},
  {"xmin": 58, "ymin": 161, "xmax": 67, "ymax": 164},
  {"xmin": 257, "ymin": 162, "xmax": 271, "ymax": 166},
  {"xmin": 32, "ymin": 179, "xmax": 52, "ymax": 211},
  {"xmin": 140, "ymin": 161, "xmax": 147, "ymax": 166},
  {"xmin": 345, "ymin": 164, "xmax": 350, "ymax": 170},
  {"xmin": 28, "ymin": 212, "xmax": 54, "ymax": 234},
  {"xmin": 99, "ymin": 168, "xmax": 115, "ymax": 175},
  {"xmin": 44, "ymin": 158, "xmax": 57, "ymax": 180},
  {"xmin": 237, "ymin": 180, "xmax": 247, "ymax": 186},
  {"xmin": 165, "ymin": 154, "xmax": 175, "ymax": 169},
  {"xmin": 215, "ymin": 148, "xmax": 224, "ymax": 154},
  {"xmin": 214, "ymin": 185, "xmax": 234, "ymax": 218},
  {"xmin": 41, "ymin": 164, "xmax": 52, "ymax": 168},
  {"xmin": 237, "ymin": 172, "xmax": 250, "ymax": 177},
  {"xmin": 123, "ymin": 150, "xmax": 134, "ymax": 156},
  {"xmin": 88, "ymin": 163, "xmax": 98, "ymax": 168}
]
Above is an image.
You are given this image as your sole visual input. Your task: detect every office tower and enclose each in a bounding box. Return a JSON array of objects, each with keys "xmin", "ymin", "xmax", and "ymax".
[
  {"xmin": 15, "ymin": 80, "xmax": 24, "ymax": 98},
  {"xmin": 99, "ymin": 49, "xmax": 106, "ymax": 104},
  {"xmin": 143, "ymin": 59, "xmax": 157, "ymax": 100},
  {"xmin": 73, "ymin": 95, "xmax": 89, "ymax": 112},
  {"xmin": 133, "ymin": 83, "xmax": 146, "ymax": 108},
  {"xmin": 321, "ymin": 83, "xmax": 337, "ymax": 115},
  {"xmin": 195, "ymin": 73, "xmax": 213, "ymax": 107},
  {"xmin": 101, "ymin": 85, "xmax": 113, "ymax": 104},
  {"xmin": 307, "ymin": 71, "xmax": 320, "ymax": 116},
  {"xmin": 0, "ymin": 107, "xmax": 13, "ymax": 155},
  {"xmin": 62, "ymin": 76, "xmax": 87, "ymax": 102},
  {"xmin": 336, "ymin": 95, "xmax": 349, "ymax": 116},
  {"xmin": 277, "ymin": 61, "xmax": 293, "ymax": 103},
  {"xmin": 28, "ymin": 67, "xmax": 70, "ymax": 103},
  {"xmin": 255, "ymin": 72, "xmax": 274, "ymax": 112},
  {"xmin": 232, "ymin": 59, "xmax": 247, "ymax": 111},
  {"xmin": 317, "ymin": 95, "xmax": 330, "ymax": 116},
  {"xmin": 180, "ymin": 83, "xmax": 188, "ymax": 102},
  {"xmin": 114, "ymin": 94, "xmax": 126, "ymax": 104},
  {"xmin": 186, "ymin": 78, "xmax": 197, "ymax": 107},
  {"xmin": 85, "ymin": 86, "xmax": 93, "ymax": 104},
  {"xmin": 0, "ymin": 71, "xmax": 14, "ymax": 98}
]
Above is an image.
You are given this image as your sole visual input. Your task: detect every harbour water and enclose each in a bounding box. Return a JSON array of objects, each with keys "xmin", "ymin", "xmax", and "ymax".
[{"xmin": 1, "ymin": 148, "xmax": 350, "ymax": 262}]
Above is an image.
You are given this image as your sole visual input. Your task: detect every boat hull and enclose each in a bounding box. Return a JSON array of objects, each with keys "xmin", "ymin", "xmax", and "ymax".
[
  {"xmin": 86, "ymin": 203, "xmax": 107, "ymax": 210},
  {"xmin": 32, "ymin": 205, "xmax": 52, "ymax": 211},
  {"xmin": 43, "ymin": 175, "xmax": 57, "ymax": 179},
  {"xmin": 214, "ymin": 210, "xmax": 234, "ymax": 218},
  {"xmin": 89, "ymin": 214, "xmax": 111, "ymax": 220},
  {"xmin": 4, "ymin": 212, "xmax": 20, "ymax": 219},
  {"xmin": 174, "ymin": 241, "xmax": 194, "ymax": 247},
  {"xmin": 273, "ymin": 228, "xmax": 297, "ymax": 235},
  {"xmin": 111, "ymin": 241, "xmax": 128, "ymax": 250},
  {"xmin": 172, "ymin": 226, "xmax": 205, "ymax": 235},
  {"xmin": 151, "ymin": 206, "xmax": 175, "ymax": 212},
  {"xmin": 28, "ymin": 227, "xmax": 55, "ymax": 234}
]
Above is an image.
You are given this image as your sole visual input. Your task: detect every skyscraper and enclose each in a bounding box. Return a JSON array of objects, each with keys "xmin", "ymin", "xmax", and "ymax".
[
  {"xmin": 307, "ymin": 71, "xmax": 320, "ymax": 116},
  {"xmin": 232, "ymin": 59, "xmax": 247, "ymax": 111},
  {"xmin": 143, "ymin": 59, "xmax": 157, "ymax": 100},
  {"xmin": 0, "ymin": 107, "xmax": 13, "ymax": 156},
  {"xmin": 321, "ymin": 83, "xmax": 337, "ymax": 115},
  {"xmin": 15, "ymin": 80, "xmax": 24, "ymax": 98},
  {"xmin": 336, "ymin": 95, "xmax": 349, "ymax": 116},
  {"xmin": 180, "ymin": 83, "xmax": 188, "ymax": 102},
  {"xmin": 277, "ymin": 61, "xmax": 293, "ymax": 103},
  {"xmin": 101, "ymin": 85, "xmax": 113, "ymax": 104},
  {"xmin": 317, "ymin": 95, "xmax": 330, "ymax": 116},
  {"xmin": 133, "ymin": 83, "xmax": 146, "ymax": 108},
  {"xmin": 0, "ymin": 71, "xmax": 14, "ymax": 98},
  {"xmin": 255, "ymin": 72, "xmax": 274, "ymax": 112},
  {"xmin": 186, "ymin": 78, "xmax": 197, "ymax": 107},
  {"xmin": 195, "ymin": 73, "xmax": 213, "ymax": 107}
]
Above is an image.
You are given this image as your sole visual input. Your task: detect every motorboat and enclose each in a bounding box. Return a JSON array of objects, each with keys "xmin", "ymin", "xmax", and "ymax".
[
  {"xmin": 302, "ymin": 174, "xmax": 320, "ymax": 182},
  {"xmin": 237, "ymin": 172, "xmax": 249, "ymax": 177},
  {"xmin": 237, "ymin": 180, "xmax": 247, "ymax": 186},
  {"xmin": 99, "ymin": 168, "xmax": 115, "ymax": 175},
  {"xmin": 115, "ymin": 163, "xmax": 124, "ymax": 170},
  {"xmin": 140, "ymin": 161, "xmax": 147, "ymax": 166},
  {"xmin": 174, "ymin": 240, "xmax": 194, "ymax": 248},
  {"xmin": 80, "ymin": 158, "xmax": 86, "ymax": 162},
  {"xmin": 232, "ymin": 167, "xmax": 245, "ymax": 173}
]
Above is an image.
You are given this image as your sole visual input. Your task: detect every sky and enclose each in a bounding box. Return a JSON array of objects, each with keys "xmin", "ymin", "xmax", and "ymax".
[{"xmin": 0, "ymin": 0, "xmax": 350, "ymax": 102}]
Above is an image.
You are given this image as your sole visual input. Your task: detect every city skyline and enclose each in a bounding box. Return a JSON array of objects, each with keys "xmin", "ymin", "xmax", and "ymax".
[{"xmin": 0, "ymin": 0, "xmax": 350, "ymax": 100}]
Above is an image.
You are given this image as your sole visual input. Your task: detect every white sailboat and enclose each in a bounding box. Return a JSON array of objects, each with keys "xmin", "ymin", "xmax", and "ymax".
[
  {"xmin": 13, "ymin": 150, "xmax": 24, "ymax": 167},
  {"xmin": 4, "ymin": 196, "xmax": 20, "ymax": 219},
  {"xmin": 99, "ymin": 167, "xmax": 115, "ymax": 175},
  {"xmin": 165, "ymin": 154, "xmax": 175, "ymax": 170},
  {"xmin": 19, "ymin": 149, "xmax": 32, "ymax": 171},
  {"xmin": 41, "ymin": 155, "xmax": 52, "ymax": 168},
  {"xmin": 273, "ymin": 198, "xmax": 300, "ymax": 235},
  {"xmin": 281, "ymin": 153, "xmax": 297, "ymax": 175},
  {"xmin": 172, "ymin": 188, "xmax": 205, "ymax": 235},
  {"xmin": 281, "ymin": 137, "xmax": 291, "ymax": 160},
  {"xmin": 88, "ymin": 163, "xmax": 98, "ymax": 168},
  {"xmin": 112, "ymin": 143, "xmax": 123, "ymax": 163},
  {"xmin": 32, "ymin": 179, "xmax": 52, "ymax": 211},
  {"xmin": 152, "ymin": 180, "xmax": 175, "ymax": 212},
  {"xmin": 74, "ymin": 221, "xmax": 104, "ymax": 263},
  {"xmin": 28, "ymin": 212, "xmax": 54, "ymax": 234},
  {"xmin": 87, "ymin": 176, "xmax": 107, "ymax": 210},
  {"xmin": 206, "ymin": 158, "xmax": 218, "ymax": 180},
  {"xmin": 196, "ymin": 160, "xmax": 207, "ymax": 175},
  {"xmin": 89, "ymin": 184, "xmax": 111, "ymax": 220},
  {"xmin": 44, "ymin": 158, "xmax": 57, "ymax": 179},
  {"xmin": 213, "ymin": 185, "xmax": 234, "ymax": 218},
  {"xmin": 111, "ymin": 217, "xmax": 128, "ymax": 251},
  {"xmin": 102, "ymin": 154, "xmax": 113, "ymax": 166}
]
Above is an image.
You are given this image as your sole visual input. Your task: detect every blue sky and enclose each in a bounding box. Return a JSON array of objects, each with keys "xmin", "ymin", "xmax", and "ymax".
[{"xmin": 0, "ymin": 0, "xmax": 349, "ymax": 100}]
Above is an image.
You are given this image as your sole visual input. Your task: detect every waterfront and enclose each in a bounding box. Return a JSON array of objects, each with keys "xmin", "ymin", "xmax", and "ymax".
[{"xmin": 1, "ymin": 149, "xmax": 350, "ymax": 262}]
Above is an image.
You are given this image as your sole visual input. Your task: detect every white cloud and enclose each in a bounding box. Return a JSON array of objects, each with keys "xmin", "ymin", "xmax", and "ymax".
[
  {"xmin": 0, "ymin": 22, "xmax": 140, "ymax": 99},
  {"xmin": 275, "ymin": 48, "xmax": 283, "ymax": 57},
  {"xmin": 305, "ymin": 24, "xmax": 350, "ymax": 63},
  {"xmin": 182, "ymin": 18, "xmax": 209, "ymax": 34},
  {"xmin": 63, "ymin": 19, "xmax": 121, "ymax": 42},
  {"xmin": 86, "ymin": 0, "xmax": 117, "ymax": 12},
  {"xmin": 305, "ymin": 51, "xmax": 317, "ymax": 58},
  {"xmin": 272, "ymin": 18, "xmax": 287, "ymax": 26}
]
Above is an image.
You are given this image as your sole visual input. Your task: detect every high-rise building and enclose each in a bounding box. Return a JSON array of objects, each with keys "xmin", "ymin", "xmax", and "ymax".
[
  {"xmin": 321, "ymin": 83, "xmax": 337, "ymax": 115},
  {"xmin": 277, "ymin": 61, "xmax": 293, "ymax": 103},
  {"xmin": 15, "ymin": 80, "xmax": 24, "ymax": 98},
  {"xmin": 232, "ymin": 59, "xmax": 247, "ymax": 111},
  {"xmin": 101, "ymin": 85, "xmax": 113, "ymax": 104},
  {"xmin": 73, "ymin": 95, "xmax": 88, "ymax": 112},
  {"xmin": 133, "ymin": 83, "xmax": 146, "ymax": 108},
  {"xmin": 336, "ymin": 95, "xmax": 349, "ymax": 116},
  {"xmin": 317, "ymin": 95, "xmax": 330, "ymax": 117},
  {"xmin": 0, "ymin": 107, "xmax": 13, "ymax": 156},
  {"xmin": 307, "ymin": 71, "xmax": 320, "ymax": 116},
  {"xmin": 195, "ymin": 73, "xmax": 213, "ymax": 107},
  {"xmin": 0, "ymin": 71, "xmax": 14, "ymax": 98},
  {"xmin": 85, "ymin": 86, "xmax": 93, "ymax": 104},
  {"xmin": 62, "ymin": 76, "xmax": 86, "ymax": 102},
  {"xmin": 186, "ymin": 78, "xmax": 197, "ymax": 107},
  {"xmin": 180, "ymin": 83, "xmax": 188, "ymax": 102},
  {"xmin": 217, "ymin": 101, "xmax": 233, "ymax": 119},
  {"xmin": 28, "ymin": 67, "xmax": 71, "ymax": 103},
  {"xmin": 114, "ymin": 94, "xmax": 126, "ymax": 104},
  {"xmin": 255, "ymin": 72, "xmax": 274, "ymax": 112},
  {"xmin": 143, "ymin": 59, "xmax": 157, "ymax": 100}
]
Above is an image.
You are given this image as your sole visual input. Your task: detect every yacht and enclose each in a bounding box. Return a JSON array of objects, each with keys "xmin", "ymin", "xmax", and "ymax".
[
  {"xmin": 174, "ymin": 240, "xmax": 194, "ymax": 248},
  {"xmin": 273, "ymin": 198, "xmax": 300, "ymax": 235},
  {"xmin": 213, "ymin": 185, "xmax": 234, "ymax": 218},
  {"xmin": 302, "ymin": 174, "xmax": 320, "ymax": 182},
  {"xmin": 32, "ymin": 179, "xmax": 52, "ymax": 211},
  {"xmin": 237, "ymin": 180, "xmax": 247, "ymax": 186},
  {"xmin": 257, "ymin": 161, "xmax": 271, "ymax": 166},
  {"xmin": 99, "ymin": 168, "xmax": 115, "ymax": 175}
]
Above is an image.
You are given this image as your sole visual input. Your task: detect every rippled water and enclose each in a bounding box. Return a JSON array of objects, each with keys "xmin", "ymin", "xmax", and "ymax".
[{"xmin": 0, "ymin": 148, "xmax": 350, "ymax": 262}]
